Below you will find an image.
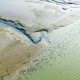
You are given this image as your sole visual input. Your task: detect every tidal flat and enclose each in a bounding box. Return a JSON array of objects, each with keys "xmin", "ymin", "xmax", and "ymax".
[{"xmin": 0, "ymin": 0, "xmax": 80, "ymax": 80}]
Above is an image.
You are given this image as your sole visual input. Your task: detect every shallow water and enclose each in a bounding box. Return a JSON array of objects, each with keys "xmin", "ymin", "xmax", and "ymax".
[{"xmin": 14, "ymin": 19, "xmax": 80, "ymax": 80}]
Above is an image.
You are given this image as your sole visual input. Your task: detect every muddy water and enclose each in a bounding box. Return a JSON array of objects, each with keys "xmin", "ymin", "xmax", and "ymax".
[{"xmin": 14, "ymin": 19, "xmax": 80, "ymax": 80}]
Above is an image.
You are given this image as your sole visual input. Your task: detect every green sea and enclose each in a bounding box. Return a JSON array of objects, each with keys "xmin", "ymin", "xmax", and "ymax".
[{"xmin": 15, "ymin": 20, "xmax": 80, "ymax": 80}]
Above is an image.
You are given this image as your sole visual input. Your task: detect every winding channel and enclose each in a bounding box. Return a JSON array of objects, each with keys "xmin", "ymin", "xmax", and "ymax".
[{"xmin": 0, "ymin": 18, "xmax": 48, "ymax": 44}]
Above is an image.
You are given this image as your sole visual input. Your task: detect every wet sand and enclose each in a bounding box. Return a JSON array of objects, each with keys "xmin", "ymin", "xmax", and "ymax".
[{"xmin": 0, "ymin": 29, "xmax": 47, "ymax": 80}]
